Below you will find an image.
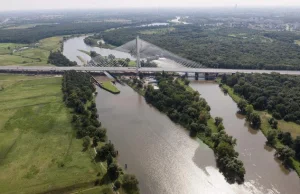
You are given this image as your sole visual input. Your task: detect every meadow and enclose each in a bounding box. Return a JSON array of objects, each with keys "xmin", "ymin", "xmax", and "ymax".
[
  {"xmin": 0, "ymin": 74, "xmax": 113, "ymax": 194},
  {"xmin": 0, "ymin": 36, "xmax": 62, "ymax": 66}
]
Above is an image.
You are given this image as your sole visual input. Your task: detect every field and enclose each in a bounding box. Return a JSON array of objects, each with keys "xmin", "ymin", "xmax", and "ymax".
[
  {"xmin": 0, "ymin": 36, "xmax": 62, "ymax": 66},
  {"xmin": 0, "ymin": 74, "xmax": 113, "ymax": 194},
  {"xmin": 101, "ymin": 81, "xmax": 120, "ymax": 94},
  {"xmin": 2, "ymin": 23, "xmax": 57, "ymax": 30}
]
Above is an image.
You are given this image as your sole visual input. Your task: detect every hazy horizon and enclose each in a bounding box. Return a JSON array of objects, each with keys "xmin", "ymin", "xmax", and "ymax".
[{"xmin": 2, "ymin": 0, "xmax": 300, "ymax": 11}]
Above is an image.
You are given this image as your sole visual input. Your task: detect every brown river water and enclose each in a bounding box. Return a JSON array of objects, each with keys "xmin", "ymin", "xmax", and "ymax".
[{"xmin": 95, "ymin": 81, "xmax": 300, "ymax": 194}]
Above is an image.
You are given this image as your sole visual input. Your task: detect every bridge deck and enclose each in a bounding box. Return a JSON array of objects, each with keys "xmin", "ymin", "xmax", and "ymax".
[{"xmin": 1, "ymin": 66, "xmax": 300, "ymax": 75}]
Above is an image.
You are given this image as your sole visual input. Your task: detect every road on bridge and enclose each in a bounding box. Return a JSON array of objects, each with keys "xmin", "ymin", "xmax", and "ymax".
[{"xmin": 1, "ymin": 66, "xmax": 300, "ymax": 75}]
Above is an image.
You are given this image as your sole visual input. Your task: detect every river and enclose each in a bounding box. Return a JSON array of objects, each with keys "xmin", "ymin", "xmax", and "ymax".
[
  {"xmin": 63, "ymin": 36, "xmax": 134, "ymax": 66},
  {"xmin": 95, "ymin": 81, "xmax": 300, "ymax": 194},
  {"xmin": 63, "ymin": 36, "xmax": 300, "ymax": 193}
]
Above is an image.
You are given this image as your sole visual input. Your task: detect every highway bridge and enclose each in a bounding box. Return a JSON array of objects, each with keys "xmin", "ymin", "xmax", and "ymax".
[{"xmin": 1, "ymin": 66, "xmax": 300, "ymax": 75}]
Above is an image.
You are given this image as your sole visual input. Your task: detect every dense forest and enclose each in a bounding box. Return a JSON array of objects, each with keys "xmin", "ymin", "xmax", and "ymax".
[
  {"xmin": 144, "ymin": 74, "xmax": 245, "ymax": 183},
  {"xmin": 0, "ymin": 22, "xmax": 123, "ymax": 43},
  {"xmin": 221, "ymin": 73, "xmax": 300, "ymax": 162},
  {"xmin": 48, "ymin": 51, "xmax": 77, "ymax": 66},
  {"xmin": 62, "ymin": 71, "xmax": 139, "ymax": 192},
  {"xmin": 102, "ymin": 25, "xmax": 300, "ymax": 70}
]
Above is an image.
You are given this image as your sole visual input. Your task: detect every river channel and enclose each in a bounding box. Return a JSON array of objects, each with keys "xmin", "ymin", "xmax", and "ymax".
[
  {"xmin": 94, "ymin": 81, "xmax": 300, "ymax": 194},
  {"xmin": 63, "ymin": 37, "xmax": 300, "ymax": 194}
]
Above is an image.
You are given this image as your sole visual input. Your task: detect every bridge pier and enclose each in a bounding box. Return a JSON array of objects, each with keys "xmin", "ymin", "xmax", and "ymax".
[
  {"xmin": 205, "ymin": 73, "xmax": 209, "ymax": 80},
  {"xmin": 195, "ymin": 72, "xmax": 199, "ymax": 80}
]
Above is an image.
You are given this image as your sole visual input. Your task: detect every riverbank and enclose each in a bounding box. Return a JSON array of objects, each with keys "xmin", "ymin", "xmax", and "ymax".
[
  {"xmin": 218, "ymin": 79, "xmax": 300, "ymax": 177},
  {"xmin": 62, "ymin": 71, "xmax": 138, "ymax": 194},
  {"xmin": 92, "ymin": 76, "xmax": 120, "ymax": 94}
]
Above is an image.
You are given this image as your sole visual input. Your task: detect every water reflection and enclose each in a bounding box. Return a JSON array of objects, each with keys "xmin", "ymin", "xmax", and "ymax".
[
  {"xmin": 93, "ymin": 81, "xmax": 300, "ymax": 194},
  {"xmin": 190, "ymin": 81, "xmax": 300, "ymax": 194}
]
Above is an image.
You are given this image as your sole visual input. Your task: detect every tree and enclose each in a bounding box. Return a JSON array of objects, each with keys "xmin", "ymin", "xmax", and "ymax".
[
  {"xmin": 294, "ymin": 136, "xmax": 300, "ymax": 159},
  {"xmin": 184, "ymin": 79, "xmax": 190, "ymax": 85},
  {"xmin": 245, "ymin": 104, "xmax": 254, "ymax": 119},
  {"xmin": 107, "ymin": 154, "xmax": 113, "ymax": 167},
  {"xmin": 266, "ymin": 130, "xmax": 277, "ymax": 146},
  {"xmin": 90, "ymin": 51, "xmax": 98, "ymax": 58},
  {"xmin": 107, "ymin": 163, "xmax": 119, "ymax": 180},
  {"xmin": 237, "ymin": 100, "xmax": 247, "ymax": 114},
  {"xmin": 93, "ymin": 136, "xmax": 99, "ymax": 147},
  {"xmin": 249, "ymin": 112, "xmax": 261, "ymax": 129},
  {"xmin": 275, "ymin": 146, "xmax": 295, "ymax": 165},
  {"xmin": 215, "ymin": 117, "xmax": 223, "ymax": 126},
  {"xmin": 216, "ymin": 141, "xmax": 237, "ymax": 158},
  {"xmin": 280, "ymin": 132, "xmax": 293, "ymax": 147},
  {"xmin": 114, "ymin": 180, "xmax": 121, "ymax": 190},
  {"xmin": 217, "ymin": 123, "xmax": 225, "ymax": 132},
  {"xmin": 125, "ymin": 58, "xmax": 130, "ymax": 63},
  {"xmin": 108, "ymin": 54, "xmax": 116, "ymax": 60},
  {"xmin": 82, "ymin": 136, "xmax": 90, "ymax": 149},
  {"xmin": 122, "ymin": 174, "xmax": 139, "ymax": 191},
  {"xmin": 268, "ymin": 117, "xmax": 278, "ymax": 129}
]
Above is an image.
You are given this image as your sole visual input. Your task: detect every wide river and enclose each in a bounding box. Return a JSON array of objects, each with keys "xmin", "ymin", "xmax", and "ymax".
[
  {"xmin": 95, "ymin": 82, "xmax": 300, "ymax": 194},
  {"xmin": 63, "ymin": 37, "xmax": 300, "ymax": 193}
]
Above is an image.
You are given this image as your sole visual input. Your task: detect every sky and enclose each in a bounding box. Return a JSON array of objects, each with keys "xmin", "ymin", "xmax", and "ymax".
[{"xmin": 2, "ymin": 0, "xmax": 300, "ymax": 11}]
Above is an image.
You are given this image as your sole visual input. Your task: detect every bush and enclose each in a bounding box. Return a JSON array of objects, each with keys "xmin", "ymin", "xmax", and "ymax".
[
  {"xmin": 122, "ymin": 174, "xmax": 139, "ymax": 191},
  {"xmin": 114, "ymin": 180, "xmax": 121, "ymax": 190}
]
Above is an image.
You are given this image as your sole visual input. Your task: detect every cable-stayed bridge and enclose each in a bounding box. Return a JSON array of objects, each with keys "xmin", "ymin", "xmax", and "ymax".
[
  {"xmin": 89, "ymin": 36, "xmax": 204, "ymax": 69},
  {"xmin": 2, "ymin": 37, "xmax": 300, "ymax": 75}
]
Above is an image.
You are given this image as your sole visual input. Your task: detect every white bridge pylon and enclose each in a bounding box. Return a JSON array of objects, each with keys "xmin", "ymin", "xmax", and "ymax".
[{"xmin": 115, "ymin": 36, "xmax": 205, "ymax": 69}]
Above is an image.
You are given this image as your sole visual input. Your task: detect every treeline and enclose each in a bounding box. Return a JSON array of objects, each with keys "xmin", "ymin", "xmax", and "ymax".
[
  {"xmin": 222, "ymin": 73, "xmax": 300, "ymax": 123},
  {"xmin": 48, "ymin": 51, "xmax": 77, "ymax": 66},
  {"xmin": 84, "ymin": 37, "xmax": 98, "ymax": 46},
  {"xmin": 62, "ymin": 71, "xmax": 139, "ymax": 192},
  {"xmin": 0, "ymin": 22, "xmax": 123, "ymax": 44},
  {"xmin": 144, "ymin": 74, "xmax": 245, "ymax": 184},
  {"xmin": 221, "ymin": 73, "xmax": 300, "ymax": 164},
  {"xmin": 102, "ymin": 25, "xmax": 300, "ymax": 70}
]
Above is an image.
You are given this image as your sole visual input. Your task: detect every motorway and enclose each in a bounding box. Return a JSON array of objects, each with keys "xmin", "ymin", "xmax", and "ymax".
[{"xmin": 1, "ymin": 66, "xmax": 300, "ymax": 75}]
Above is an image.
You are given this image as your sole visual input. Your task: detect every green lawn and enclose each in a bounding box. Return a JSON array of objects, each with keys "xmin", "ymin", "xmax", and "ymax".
[
  {"xmin": 101, "ymin": 81, "xmax": 120, "ymax": 94},
  {"xmin": 0, "ymin": 74, "xmax": 113, "ymax": 194}
]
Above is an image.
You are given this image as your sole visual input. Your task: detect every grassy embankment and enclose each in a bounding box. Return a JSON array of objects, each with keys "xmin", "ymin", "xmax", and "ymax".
[
  {"xmin": 0, "ymin": 74, "xmax": 116, "ymax": 194},
  {"xmin": 101, "ymin": 81, "xmax": 120, "ymax": 94},
  {"xmin": 218, "ymin": 80, "xmax": 300, "ymax": 177},
  {"xmin": 78, "ymin": 49, "xmax": 91, "ymax": 56},
  {"xmin": 0, "ymin": 36, "xmax": 62, "ymax": 66}
]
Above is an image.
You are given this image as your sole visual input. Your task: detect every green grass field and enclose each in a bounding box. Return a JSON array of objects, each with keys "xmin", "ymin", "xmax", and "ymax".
[
  {"xmin": 0, "ymin": 36, "xmax": 62, "ymax": 66},
  {"xmin": 0, "ymin": 74, "xmax": 113, "ymax": 194},
  {"xmin": 3, "ymin": 23, "xmax": 57, "ymax": 30},
  {"xmin": 101, "ymin": 81, "xmax": 120, "ymax": 94}
]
